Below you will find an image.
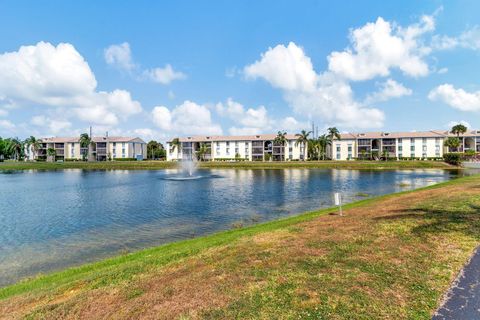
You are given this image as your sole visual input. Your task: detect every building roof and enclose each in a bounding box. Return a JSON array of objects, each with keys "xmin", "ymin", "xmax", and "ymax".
[
  {"xmin": 41, "ymin": 136, "xmax": 145, "ymax": 143},
  {"xmin": 170, "ymin": 133, "xmax": 300, "ymax": 143},
  {"xmin": 338, "ymin": 129, "xmax": 480, "ymax": 140}
]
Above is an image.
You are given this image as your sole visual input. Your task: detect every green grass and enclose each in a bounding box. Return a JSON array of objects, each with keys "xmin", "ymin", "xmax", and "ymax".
[
  {"xmin": 0, "ymin": 159, "xmax": 454, "ymax": 171},
  {"xmin": 1, "ymin": 175, "xmax": 479, "ymax": 319}
]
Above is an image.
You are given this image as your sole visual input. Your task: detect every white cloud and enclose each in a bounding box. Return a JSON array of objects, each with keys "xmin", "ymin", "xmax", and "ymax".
[
  {"xmin": 104, "ymin": 42, "xmax": 135, "ymax": 71},
  {"xmin": 152, "ymin": 100, "xmax": 222, "ymax": 136},
  {"xmin": 437, "ymin": 67, "xmax": 448, "ymax": 74},
  {"xmin": 0, "ymin": 119, "xmax": 15, "ymax": 130},
  {"xmin": 447, "ymin": 120, "xmax": 471, "ymax": 129},
  {"xmin": 216, "ymin": 98, "xmax": 269, "ymax": 128},
  {"xmin": 428, "ymin": 84, "xmax": 480, "ymax": 112},
  {"xmin": 217, "ymin": 98, "xmax": 308, "ymax": 135},
  {"xmin": 327, "ymin": 16, "xmax": 433, "ymax": 81},
  {"xmin": 244, "ymin": 42, "xmax": 317, "ymax": 92},
  {"xmin": 365, "ymin": 79, "xmax": 412, "ymax": 104},
  {"xmin": 144, "ymin": 64, "xmax": 186, "ymax": 85},
  {"xmin": 244, "ymin": 43, "xmax": 385, "ymax": 129},
  {"xmin": 432, "ymin": 26, "xmax": 480, "ymax": 51},
  {"xmin": 0, "ymin": 109, "xmax": 7, "ymax": 117},
  {"xmin": 31, "ymin": 115, "xmax": 72, "ymax": 135},
  {"xmin": 0, "ymin": 42, "xmax": 142, "ymax": 126}
]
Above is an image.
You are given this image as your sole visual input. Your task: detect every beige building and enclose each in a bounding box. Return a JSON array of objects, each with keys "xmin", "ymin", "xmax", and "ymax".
[
  {"xmin": 166, "ymin": 134, "xmax": 307, "ymax": 161},
  {"xmin": 26, "ymin": 136, "xmax": 147, "ymax": 161},
  {"xmin": 331, "ymin": 130, "xmax": 480, "ymax": 160}
]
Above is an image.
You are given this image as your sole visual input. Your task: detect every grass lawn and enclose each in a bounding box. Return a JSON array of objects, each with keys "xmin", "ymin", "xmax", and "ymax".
[
  {"xmin": 0, "ymin": 159, "xmax": 454, "ymax": 171},
  {"xmin": 0, "ymin": 174, "xmax": 479, "ymax": 319}
]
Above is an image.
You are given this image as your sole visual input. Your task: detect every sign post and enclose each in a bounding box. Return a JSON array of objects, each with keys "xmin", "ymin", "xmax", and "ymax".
[{"xmin": 334, "ymin": 192, "xmax": 343, "ymax": 216}]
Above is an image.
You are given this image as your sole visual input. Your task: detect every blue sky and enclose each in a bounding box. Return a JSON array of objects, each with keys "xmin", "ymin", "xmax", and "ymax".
[{"xmin": 0, "ymin": 0, "xmax": 479, "ymax": 141}]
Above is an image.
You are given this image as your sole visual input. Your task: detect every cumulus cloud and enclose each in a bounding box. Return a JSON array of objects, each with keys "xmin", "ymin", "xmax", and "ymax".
[
  {"xmin": 365, "ymin": 79, "xmax": 412, "ymax": 104},
  {"xmin": 152, "ymin": 100, "xmax": 222, "ymax": 136},
  {"xmin": 0, "ymin": 42, "xmax": 142, "ymax": 127},
  {"xmin": 217, "ymin": 98, "xmax": 308, "ymax": 135},
  {"xmin": 328, "ymin": 16, "xmax": 434, "ymax": 81},
  {"xmin": 0, "ymin": 109, "xmax": 7, "ymax": 117},
  {"xmin": 244, "ymin": 42, "xmax": 317, "ymax": 92},
  {"xmin": 144, "ymin": 64, "xmax": 186, "ymax": 85},
  {"xmin": 104, "ymin": 42, "xmax": 135, "ymax": 71},
  {"xmin": 244, "ymin": 42, "xmax": 384, "ymax": 128},
  {"xmin": 428, "ymin": 84, "xmax": 480, "ymax": 112}
]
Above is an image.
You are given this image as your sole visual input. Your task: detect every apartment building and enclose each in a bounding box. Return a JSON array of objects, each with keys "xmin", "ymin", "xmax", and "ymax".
[
  {"xmin": 166, "ymin": 134, "xmax": 307, "ymax": 161},
  {"xmin": 331, "ymin": 130, "xmax": 480, "ymax": 160},
  {"xmin": 25, "ymin": 136, "xmax": 147, "ymax": 161}
]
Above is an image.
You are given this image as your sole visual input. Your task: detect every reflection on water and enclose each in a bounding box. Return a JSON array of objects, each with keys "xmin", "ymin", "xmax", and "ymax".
[{"xmin": 0, "ymin": 168, "xmax": 472, "ymax": 286}]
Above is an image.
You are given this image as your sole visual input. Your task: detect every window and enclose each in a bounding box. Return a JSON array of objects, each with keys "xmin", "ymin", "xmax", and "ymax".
[
  {"xmin": 336, "ymin": 144, "xmax": 341, "ymax": 152},
  {"xmin": 410, "ymin": 146, "xmax": 415, "ymax": 151},
  {"xmin": 398, "ymin": 146, "xmax": 403, "ymax": 152},
  {"xmin": 422, "ymin": 138, "xmax": 427, "ymax": 144},
  {"xmin": 348, "ymin": 145, "xmax": 352, "ymax": 152},
  {"xmin": 411, "ymin": 153, "xmax": 415, "ymax": 158},
  {"xmin": 336, "ymin": 153, "xmax": 341, "ymax": 160},
  {"xmin": 422, "ymin": 153, "xmax": 427, "ymax": 158},
  {"xmin": 216, "ymin": 147, "xmax": 220, "ymax": 156},
  {"xmin": 235, "ymin": 142, "xmax": 238, "ymax": 147},
  {"xmin": 235, "ymin": 147, "xmax": 239, "ymax": 154},
  {"xmin": 226, "ymin": 141, "xmax": 230, "ymax": 147},
  {"xmin": 435, "ymin": 138, "xmax": 440, "ymax": 145},
  {"xmin": 398, "ymin": 138, "xmax": 403, "ymax": 144},
  {"xmin": 410, "ymin": 138, "xmax": 415, "ymax": 144},
  {"xmin": 226, "ymin": 147, "xmax": 230, "ymax": 155},
  {"xmin": 423, "ymin": 146, "xmax": 427, "ymax": 152},
  {"xmin": 399, "ymin": 153, "xmax": 403, "ymax": 158}
]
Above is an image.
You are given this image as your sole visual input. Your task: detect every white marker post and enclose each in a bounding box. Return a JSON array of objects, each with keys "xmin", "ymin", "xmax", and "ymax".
[{"xmin": 334, "ymin": 192, "xmax": 343, "ymax": 216}]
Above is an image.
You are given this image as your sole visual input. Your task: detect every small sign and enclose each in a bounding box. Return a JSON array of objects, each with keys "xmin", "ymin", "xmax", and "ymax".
[
  {"xmin": 334, "ymin": 193, "xmax": 341, "ymax": 206},
  {"xmin": 334, "ymin": 192, "xmax": 343, "ymax": 216}
]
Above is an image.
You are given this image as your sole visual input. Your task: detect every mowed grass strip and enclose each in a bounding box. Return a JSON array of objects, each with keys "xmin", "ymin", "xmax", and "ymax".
[
  {"xmin": 0, "ymin": 159, "xmax": 454, "ymax": 171},
  {"xmin": 0, "ymin": 175, "xmax": 479, "ymax": 319}
]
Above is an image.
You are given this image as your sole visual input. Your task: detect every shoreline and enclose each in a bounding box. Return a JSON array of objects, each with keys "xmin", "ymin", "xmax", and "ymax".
[{"xmin": 0, "ymin": 160, "xmax": 456, "ymax": 171}]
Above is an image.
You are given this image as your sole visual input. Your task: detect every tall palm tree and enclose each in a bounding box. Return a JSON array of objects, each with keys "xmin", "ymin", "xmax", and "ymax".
[
  {"xmin": 79, "ymin": 133, "xmax": 91, "ymax": 161},
  {"xmin": 317, "ymin": 134, "xmax": 329, "ymax": 160},
  {"xmin": 25, "ymin": 136, "xmax": 43, "ymax": 160},
  {"xmin": 274, "ymin": 131, "xmax": 287, "ymax": 145},
  {"xmin": 450, "ymin": 124, "xmax": 467, "ymax": 137},
  {"xmin": 327, "ymin": 127, "xmax": 341, "ymax": 142},
  {"xmin": 170, "ymin": 138, "xmax": 181, "ymax": 152},
  {"xmin": 295, "ymin": 130, "xmax": 311, "ymax": 160}
]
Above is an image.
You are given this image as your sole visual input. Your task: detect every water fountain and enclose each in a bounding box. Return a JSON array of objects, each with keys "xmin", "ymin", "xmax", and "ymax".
[{"xmin": 180, "ymin": 157, "xmax": 198, "ymax": 177}]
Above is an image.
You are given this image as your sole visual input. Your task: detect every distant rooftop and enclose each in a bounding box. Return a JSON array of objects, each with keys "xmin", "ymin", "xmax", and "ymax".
[
  {"xmin": 338, "ymin": 130, "xmax": 480, "ymax": 140},
  {"xmin": 41, "ymin": 136, "xmax": 145, "ymax": 143},
  {"xmin": 171, "ymin": 133, "xmax": 299, "ymax": 143}
]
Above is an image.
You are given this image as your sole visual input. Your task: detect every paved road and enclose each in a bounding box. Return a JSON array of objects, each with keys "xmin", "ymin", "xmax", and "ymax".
[{"xmin": 433, "ymin": 246, "xmax": 480, "ymax": 319}]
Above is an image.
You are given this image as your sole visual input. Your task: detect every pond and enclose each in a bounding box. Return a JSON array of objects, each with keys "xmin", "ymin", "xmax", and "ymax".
[{"xmin": 0, "ymin": 168, "xmax": 471, "ymax": 286}]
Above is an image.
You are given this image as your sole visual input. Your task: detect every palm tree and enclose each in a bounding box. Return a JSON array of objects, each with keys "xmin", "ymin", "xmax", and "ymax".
[
  {"xmin": 170, "ymin": 137, "xmax": 181, "ymax": 153},
  {"xmin": 450, "ymin": 124, "xmax": 467, "ymax": 137},
  {"xmin": 79, "ymin": 133, "xmax": 91, "ymax": 161},
  {"xmin": 307, "ymin": 138, "xmax": 318, "ymax": 160},
  {"xmin": 274, "ymin": 131, "xmax": 287, "ymax": 145},
  {"xmin": 444, "ymin": 137, "xmax": 461, "ymax": 152},
  {"xmin": 327, "ymin": 127, "xmax": 341, "ymax": 141},
  {"xmin": 25, "ymin": 136, "xmax": 43, "ymax": 160},
  {"xmin": 295, "ymin": 130, "xmax": 311, "ymax": 161},
  {"xmin": 317, "ymin": 134, "xmax": 329, "ymax": 160},
  {"xmin": 7, "ymin": 138, "xmax": 23, "ymax": 161},
  {"xmin": 47, "ymin": 147, "xmax": 56, "ymax": 162}
]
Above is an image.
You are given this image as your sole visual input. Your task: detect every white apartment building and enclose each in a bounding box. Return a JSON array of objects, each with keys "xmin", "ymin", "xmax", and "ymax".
[
  {"xmin": 166, "ymin": 134, "xmax": 307, "ymax": 161},
  {"xmin": 331, "ymin": 130, "xmax": 480, "ymax": 160},
  {"xmin": 25, "ymin": 136, "xmax": 147, "ymax": 161}
]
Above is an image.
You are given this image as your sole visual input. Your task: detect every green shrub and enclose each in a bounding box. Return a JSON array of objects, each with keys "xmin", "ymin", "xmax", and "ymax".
[
  {"xmin": 443, "ymin": 152, "xmax": 463, "ymax": 165},
  {"xmin": 113, "ymin": 158, "xmax": 137, "ymax": 161}
]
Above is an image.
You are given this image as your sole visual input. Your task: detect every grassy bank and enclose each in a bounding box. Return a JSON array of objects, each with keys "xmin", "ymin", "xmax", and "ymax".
[
  {"xmin": 1, "ymin": 175, "xmax": 479, "ymax": 319},
  {"xmin": 0, "ymin": 159, "xmax": 454, "ymax": 171}
]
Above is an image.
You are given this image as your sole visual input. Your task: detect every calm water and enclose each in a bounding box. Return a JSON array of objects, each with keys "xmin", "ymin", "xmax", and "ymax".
[{"xmin": 0, "ymin": 168, "xmax": 470, "ymax": 286}]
